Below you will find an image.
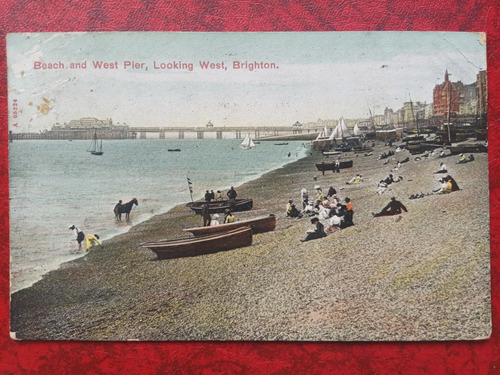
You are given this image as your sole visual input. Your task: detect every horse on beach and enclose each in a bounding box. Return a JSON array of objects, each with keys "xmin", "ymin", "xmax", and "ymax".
[{"xmin": 114, "ymin": 198, "xmax": 138, "ymax": 221}]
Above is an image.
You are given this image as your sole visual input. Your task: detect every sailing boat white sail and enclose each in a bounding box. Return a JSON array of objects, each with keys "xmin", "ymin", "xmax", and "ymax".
[
  {"xmin": 88, "ymin": 131, "xmax": 103, "ymax": 155},
  {"xmin": 353, "ymin": 123, "xmax": 362, "ymax": 136},
  {"xmin": 240, "ymin": 134, "xmax": 256, "ymax": 149}
]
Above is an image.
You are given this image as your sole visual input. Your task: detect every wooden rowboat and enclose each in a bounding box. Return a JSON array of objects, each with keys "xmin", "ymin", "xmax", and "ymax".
[
  {"xmin": 183, "ymin": 214, "xmax": 276, "ymax": 237},
  {"xmin": 141, "ymin": 227, "xmax": 253, "ymax": 259},
  {"xmin": 186, "ymin": 198, "xmax": 253, "ymax": 214}
]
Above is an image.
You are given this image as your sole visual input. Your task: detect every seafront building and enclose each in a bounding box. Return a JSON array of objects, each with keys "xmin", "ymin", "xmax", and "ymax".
[{"xmin": 11, "ymin": 117, "xmax": 136, "ymax": 140}]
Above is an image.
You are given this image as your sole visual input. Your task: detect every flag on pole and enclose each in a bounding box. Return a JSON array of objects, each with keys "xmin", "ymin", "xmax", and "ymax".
[{"xmin": 187, "ymin": 176, "xmax": 193, "ymax": 201}]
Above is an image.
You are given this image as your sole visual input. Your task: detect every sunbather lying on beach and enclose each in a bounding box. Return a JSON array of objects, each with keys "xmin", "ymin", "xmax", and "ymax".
[{"xmin": 346, "ymin": 174, "xmax": 363, "ymax": 185}]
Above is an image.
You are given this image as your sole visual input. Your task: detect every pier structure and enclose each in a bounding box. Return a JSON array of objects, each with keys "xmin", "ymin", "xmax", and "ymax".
[{"xmin": 128, "ymin": 125, "xmax": 307, "ymax": 140}]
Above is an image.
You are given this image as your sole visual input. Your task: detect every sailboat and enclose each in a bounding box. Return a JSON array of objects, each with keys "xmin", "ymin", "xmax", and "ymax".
[
  {"xmin": 88, "ymin": 131, "xmax": 104, "ymax": 155},
  {"xmin": 240, "ymin": 134, "xmax": 256, "ymax": 149}
]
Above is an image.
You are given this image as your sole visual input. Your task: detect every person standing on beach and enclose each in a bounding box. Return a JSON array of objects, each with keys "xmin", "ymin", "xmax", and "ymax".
[
  {"xmin": 341, "ymin": 197, "xmax": 354, "ymax": 228},
  {"xmin": 113, "ymin": 200, "xmax": 122, "ymax": 221},
  {"xmin": 215, "ymin": 190, "xmax": 223, "ymax": 201},
  {"xmin": 372, "ymin": 197, "xmax": 408, "ymax": 217},
  {"xmin": 69, "ymin": 225, "xmax": 85, "ymax": 250},
  {"xmin": 227, "ymin": 186, "xmax": 237, "ymax": 209},
  {"xmin": 315, "ymin": 186, "xmax": 323, "ymax": 206},
  {"xmin": 201, "ymin": 203, "xmax": 211, "ymax": 226},
  {"xmin": 301, "ymin": 188, "xmax": 309, "ymax": 209},
  {"xmin": 205, "ymin": 190, "xmax": 212, "ymax": 202}
]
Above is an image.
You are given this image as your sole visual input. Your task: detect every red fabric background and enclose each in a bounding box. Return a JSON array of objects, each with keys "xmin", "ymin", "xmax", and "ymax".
[{"xmin": 0, "ymin": 0, "xmax": 499, "ymax": 373}]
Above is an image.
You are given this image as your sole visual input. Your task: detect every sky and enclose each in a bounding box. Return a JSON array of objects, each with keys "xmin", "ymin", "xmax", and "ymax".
[{"xmin": 7, "ymin": 32, "xmax": 486, "ymax": 132}]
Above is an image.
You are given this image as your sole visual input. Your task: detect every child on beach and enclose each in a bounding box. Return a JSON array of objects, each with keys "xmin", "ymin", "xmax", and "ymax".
[{"xmin": 84, "ymin": 234, "xmax": 102, "ymax": 251}]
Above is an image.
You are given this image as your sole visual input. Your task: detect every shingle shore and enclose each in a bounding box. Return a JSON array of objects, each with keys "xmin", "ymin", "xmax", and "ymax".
[{"xmin": 10, "ymin": 143, "xmax": 491, "ymax": 341}]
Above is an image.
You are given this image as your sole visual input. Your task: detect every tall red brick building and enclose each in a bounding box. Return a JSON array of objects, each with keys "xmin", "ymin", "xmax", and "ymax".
[{"xmin": 433, "ymin": 70, "xmax": 465, "ymax": 118}]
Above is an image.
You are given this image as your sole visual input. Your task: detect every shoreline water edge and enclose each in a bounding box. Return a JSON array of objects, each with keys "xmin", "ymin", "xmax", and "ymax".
[
  {"xmin": 10, "ymin": 143, "xmax": 491, "ymax": 341},
  {"xmin": 9, "ymin": 139, "xmax": 309, "ymax": 293}
]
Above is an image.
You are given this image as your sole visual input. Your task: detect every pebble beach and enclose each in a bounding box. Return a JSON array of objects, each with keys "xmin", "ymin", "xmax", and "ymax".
[{"xmin": 10, "ymin": 142, "xmax": 491, "ymax": 341}]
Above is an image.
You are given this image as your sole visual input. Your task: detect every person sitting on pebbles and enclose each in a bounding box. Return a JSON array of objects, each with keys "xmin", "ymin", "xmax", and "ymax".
[
  {"xmin": 224, "ymin": 209, "xmax": 235, "ymax": 224},
  {"xmin": 372, "ymin": 197, "xmax": 408, "ymax": 217},
  {"xmin": 325, "ymin": 208, "xmax": 342, "ymax": 234},
  {"xmin": 435, "ymin": 162, "xmax": 448, "ymax": 174},
  {"xmin": 286, "ymin": 200, "xmax": 302, "ymax": 218},
  {"xmin": 301, "ymin": 217, "xmax": 327, "ymax": 242}
]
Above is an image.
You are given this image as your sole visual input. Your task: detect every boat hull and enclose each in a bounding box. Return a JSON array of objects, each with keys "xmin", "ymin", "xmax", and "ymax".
[
  {"xmin": 186, "ymin": 198, "xmax": 253, "ymax": 214},
  {"xmin": 315, "ymin": 160, "xmax": 353, "ymax": 172},
  {"xmin": 183, "ymin": 215, "xmax": 276, "ymax": 237},
  {"xmin": 142, "ymin": 227, "xmax": 253, "ymax": 259},
  {"xmin": 448, "ymin": 144, "xmax": 488, "ymax": 154}
]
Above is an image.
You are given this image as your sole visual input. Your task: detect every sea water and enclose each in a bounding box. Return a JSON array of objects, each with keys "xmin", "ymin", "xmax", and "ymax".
[{"xmin": 9, "ymin": 139, "xmax": 308, "ymax": 293}]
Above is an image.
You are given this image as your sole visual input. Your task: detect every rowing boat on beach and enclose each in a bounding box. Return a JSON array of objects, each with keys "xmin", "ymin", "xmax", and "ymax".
[
  {"xmin": 186, "ymin": 198, "xmax": 253, "ymax": 214},
  {"xmin": 141, "ymin": 226, "xmax": 253, "ymax": 259},
  {"xmin": 183, "ymin": 214, "xmax": 276, "ymax": 237}
]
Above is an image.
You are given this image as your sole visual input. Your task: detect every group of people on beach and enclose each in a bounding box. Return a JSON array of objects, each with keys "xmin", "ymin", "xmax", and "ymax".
[
  {"xmin": 286, "ymin": 184, "xmax": 355, "ymax": 242},
  {"xmin": 69, "ymin": 225, "xmax": 102, "ymax": 251},
  {"xmin": 200, "ymin": 186, "xmax": 238, "ymax": 227}
]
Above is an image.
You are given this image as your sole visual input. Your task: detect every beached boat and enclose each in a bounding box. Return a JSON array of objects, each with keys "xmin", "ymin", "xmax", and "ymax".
[
  {"xmin": 88, "ymin": 131, "xmax": 103, "ymax": 155},
  {"xmin": 142, "ymin": 227, "xmax": 253, "ymax": 259},
  {"xmin": 183, "ymin": 214, "xmax": 276, "ymax": 237},
  {"xmin": 186, "ymin": 198, "xmax": 253, "ymax": 214},
  {"xmin": 315, "ymin": 160, "xmax": 353, "ymax": 173},
  {"xmin": 448, "ymin": 142, "xmax": 488, "ymax": 155},
  {"xmin": 322, "ymin": 150, "xmax": 343, "ymax": 156},
  {"xmin": 240, "ymin": 134, "xmax": 256, "ymax": 149}
]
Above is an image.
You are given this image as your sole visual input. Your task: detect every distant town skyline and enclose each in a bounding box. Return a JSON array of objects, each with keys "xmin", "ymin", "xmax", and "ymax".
[{"xmin": 7, "ymin": 32, "xmax": 486, "ymax": 132}]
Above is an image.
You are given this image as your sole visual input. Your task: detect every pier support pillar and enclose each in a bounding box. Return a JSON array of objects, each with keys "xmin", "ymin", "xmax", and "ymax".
[
  {"xmin": 197, "ymin": 131, "xmax": 204, "ymax": 139},
  {"xmin": 178, "ymin": 131, "xmax": 184, "ymax": 139},
  {"xmin": 216, "ymin": 131, "xmax": 223, "ymax": 139},
  {"xmin": 159, "ymin": 130, "xmax": 165, "ymax": 139},
  {"xmin": 254, "ymin": 130, "xmax": 260, "ymax": 139},
  {"xmin": 235, "ymin": 131, "xmax": 241, "ymax": 139}
]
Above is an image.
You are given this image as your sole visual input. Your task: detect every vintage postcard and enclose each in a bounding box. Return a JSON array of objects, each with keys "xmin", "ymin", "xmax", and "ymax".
[{"xmin": 8, "ymin": 32, "xmax": 490, "ymax": 341}]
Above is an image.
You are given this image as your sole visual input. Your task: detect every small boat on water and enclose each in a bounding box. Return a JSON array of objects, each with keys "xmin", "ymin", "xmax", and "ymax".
[
  {"xmin": 186, "ymin": 198, "xmax": 253, "ymax": 214},
  {"xmin": 183, "ymin": 214, "xmax": 276, "ymax": 237},
  {"xmin": 142, "ymin": 226, "xmax": 253, "ymax": 259},
  {"xmin": 274, "ymin": 142, "xmax": 288, "ymax": 146},
  {"xmin": 88, "ymin": 131, "xmax": 103, "ymax": 155},
  {"xmin": 315, "ymin": 160, "xmax": 353, "ymax": 173},
  {"xmin": 240, "ymin": 134, "xmax": 256, "ymax": 149},
  {"xmin": 168, "ymin": 148, "xmax": 181, "ymax": 152}
]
